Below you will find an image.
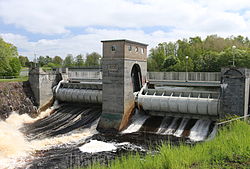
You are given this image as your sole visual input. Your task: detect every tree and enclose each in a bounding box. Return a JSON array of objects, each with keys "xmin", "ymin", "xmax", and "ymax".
[
  {"xmin": 63, "ymin": 54, "xmax": 74, "ymax": 67},
  {"xmin": 19, "ymin": 55, "xmax": 29, "ymax": 67},
  {"xmin": 37, "ymin": 56, "xmax": 46, "ymax": 67},
  {"xmin": 75, "ymin": 54, "xmax": 84, "ymax": 67},
  {"xmin": 45, "ymin": 56, "xmax": 52, "ymax": 65},
  {"xmin": 9, "ymin": 57, "xmax": 21, "ymax": 76},
  {"xmin": 85, "ymin": 52, "xmax": 101, "ymax": 66},
  {"xmin": 52, "ymin": 56, "xmax": 63, "ymax": 66},
  {"xmin": 0, "ymin": 37, "xmax": 20, "ymax": 76}
]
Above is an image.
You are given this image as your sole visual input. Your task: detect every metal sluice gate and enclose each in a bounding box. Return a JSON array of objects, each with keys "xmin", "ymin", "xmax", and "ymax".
[
  {"xmin": 136, "ymin": 85, "xmax": 220, "ymax": 117},
  {"xmin": 54, "ymin": 81, "xmax": 220, "ymax": 117},
  {"xmin": 54, "ymin": 82, "xmax": 102, "ymax": 104}
]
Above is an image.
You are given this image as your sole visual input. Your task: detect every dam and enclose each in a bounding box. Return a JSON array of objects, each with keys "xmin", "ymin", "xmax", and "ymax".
[{"xmin": 1, "ymin": 39, "xmax": 250, "ymax": 168}]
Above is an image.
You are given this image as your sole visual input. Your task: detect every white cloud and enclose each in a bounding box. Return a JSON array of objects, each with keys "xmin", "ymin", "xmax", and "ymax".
[
  {"xmin": 1, "ymin": 0, "xmax": 250, "ymax": 59},
  {"xmin": 0, "ymin": 0, "xmax": 249, "ymax": 34}
]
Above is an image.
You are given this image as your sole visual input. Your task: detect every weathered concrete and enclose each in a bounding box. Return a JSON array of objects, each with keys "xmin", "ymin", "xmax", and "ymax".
[
  {"xmin": 29, "ymin": 67, "xmax": 68, "ymax": 106},
  {"xmin": 98, "ymin": 39, "xmax": 147, "ymax": 131},
  {"xmin": 221, "ymin": 67, "xmax": 250, "ymax": 117},
  {"xmin": 147, "ymin": 72, "xmax": 220, "ymax": 81}
]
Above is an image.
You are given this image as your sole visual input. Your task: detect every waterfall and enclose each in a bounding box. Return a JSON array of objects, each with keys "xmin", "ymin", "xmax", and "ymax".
[
  {"xmin": 173, "ymin": 118, "xmax": 189, "ymax": 137},
  {"xmin": 156, "ymin": 116, "xmax": 173, "ymax": 134},
  {"xmin": 189, "ymin": 119, "xmax": 212, "ymax": 141},
  {"xmin": 121, "ymin": 110, "xmax": 149, "ymax": 134},
  {"xmin": 163, "ymin": 117, "xmax": 180, "ymax": 135}
]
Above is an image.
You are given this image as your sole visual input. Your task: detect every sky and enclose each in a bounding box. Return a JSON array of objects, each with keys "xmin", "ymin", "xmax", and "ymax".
[{"xmin": 1, "ymin": 0, "xmax": 250, "ymax": 60}]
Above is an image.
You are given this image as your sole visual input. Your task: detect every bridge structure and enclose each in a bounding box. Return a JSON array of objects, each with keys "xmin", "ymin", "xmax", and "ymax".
[{"xmin": 29, "ymin": 39, "xmax": 250, "ymax": 131}]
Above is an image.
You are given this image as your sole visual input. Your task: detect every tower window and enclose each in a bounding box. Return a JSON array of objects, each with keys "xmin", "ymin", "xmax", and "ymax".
[
  {"xmin": 111, "ymin": 45, "xmax": 116, "ymax": 51},
  {"xmin": 141, "ymin": 48, "xmax": 144, "ymax": 54},
  {"xmin": 135, "ymin": 47, "xmax": 139, "ymax": 52},
  {"xmin": 128, "ymin": 45, "xmax": 132, "ymax": 51}
]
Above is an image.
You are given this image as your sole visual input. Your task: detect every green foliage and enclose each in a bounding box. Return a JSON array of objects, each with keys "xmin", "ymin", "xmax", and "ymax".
[
  {"xmin": 0, "ymin": 37, "xmax": 21, "ymax": 76},
  {"xmin": 87, "ymin": 121, "xmax": 250, "ymax": 169},
  {"xmin": 18, "ymin": 55, "xmax": 30, "ymax": 67},
  {"xmin": 9, "ymin": 57, "xmax": 22, "ymax": 76},
  {"xmin": 63, "ymin": 54, "xmax": 75, "ymax": 67},
  {"xmin": 75, "ymin": 54, "xmax": 85, "ymax": 67},
  {"xmin": 148, "ymin": 35, "xmax": 250, "ymax": 72},
  {"xmin": 85, "ymin": 52, "xmax": 101, "ymax": 66},
  {"xmin": 52, "ymin": 56, "xmax": 63, "ymax": 66}
]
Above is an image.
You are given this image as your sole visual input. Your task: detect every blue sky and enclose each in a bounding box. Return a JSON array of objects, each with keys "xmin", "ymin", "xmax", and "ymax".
[{"xmin": 1, "ymin": 0, "xmax": 250, "ymax": 60}]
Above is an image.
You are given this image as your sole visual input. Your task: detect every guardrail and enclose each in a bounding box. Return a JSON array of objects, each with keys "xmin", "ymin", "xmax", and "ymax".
[{"xmin": 217, "ymin": 114, "xmax": 250, "ymax": 125}]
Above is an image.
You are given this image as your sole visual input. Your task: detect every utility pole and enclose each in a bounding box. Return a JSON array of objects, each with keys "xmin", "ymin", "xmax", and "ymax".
[
  {"xmin": 34, "ymin": 52, "xmax": 37, "ymax": 67},
  {"xmin": 232, "ymin": 45, "xmax": 236, "ymax": 67},
  {"xmin": 186, "ymin": 56, "xmax": 189, "ymax": 82}
]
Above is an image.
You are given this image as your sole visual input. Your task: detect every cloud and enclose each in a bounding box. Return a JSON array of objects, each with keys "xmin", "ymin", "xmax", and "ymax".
[
  {"xmin": 1, "ymin": 0, "xmax": 250, "ymax": 59},
  {"xmin": 0, "ymin": 0, "xmax": 249, "ymax": 34}
]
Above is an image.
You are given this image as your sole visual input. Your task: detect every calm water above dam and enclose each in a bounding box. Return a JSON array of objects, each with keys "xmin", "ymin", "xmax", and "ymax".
[{"xmin": 0, "ymin": 103, "xmax": 215, "ymax": 169}]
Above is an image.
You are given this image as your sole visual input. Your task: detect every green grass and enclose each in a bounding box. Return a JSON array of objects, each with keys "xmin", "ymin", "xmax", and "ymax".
[
  {"xmin": 86, "ymin": 121, "xmax": 250, "ymax": 169},
  {"xmin": 0, "ymin": 76, "xmax": 28, "ymax": 82}
]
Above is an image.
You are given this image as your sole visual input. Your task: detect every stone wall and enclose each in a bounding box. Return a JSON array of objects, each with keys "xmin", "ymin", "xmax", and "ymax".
[
  {"xmin": 29, "ymin": 67, "xmax": 57, "ymax": 106},
  {"xmin": 0, "ymin": 82, "xmax": 37, "ymax": 119},
  {"xmin": 221, "ymin": 68, "xmax": 250, "ymax": 117}
]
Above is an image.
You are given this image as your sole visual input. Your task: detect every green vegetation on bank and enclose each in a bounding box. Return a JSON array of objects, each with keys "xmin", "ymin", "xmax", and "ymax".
[
  {"xmin": 86, "ymin": 121, "xmax": 250, "ymax": 169},
  {"xmin": 0, "ymin": 76, "xmax": 28, "ymax": 82}
]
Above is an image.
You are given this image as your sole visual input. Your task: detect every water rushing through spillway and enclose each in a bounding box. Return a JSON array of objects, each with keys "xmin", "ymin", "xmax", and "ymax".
[
  {"xmin": 0, "ymin": 104, "xmax": 102, "ymax": 168},
  {"xmin": 0, "ymin": 103, "xmax": 216, "ymax": 168}
]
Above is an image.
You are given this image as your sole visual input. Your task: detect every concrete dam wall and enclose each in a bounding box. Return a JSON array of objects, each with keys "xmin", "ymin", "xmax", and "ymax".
[{"xmin": 29, "ymin": 39, "xmax": 250, "ymax": 133}]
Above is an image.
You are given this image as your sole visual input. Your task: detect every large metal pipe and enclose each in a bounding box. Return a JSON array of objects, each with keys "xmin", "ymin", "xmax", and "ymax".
[
  {"xmin": 137, "ymin": 86, "xmax": 220, "ymax": 116},
  {"xmin": 54, "ymin": 82, "xmax": 102, "ymax": 104}
]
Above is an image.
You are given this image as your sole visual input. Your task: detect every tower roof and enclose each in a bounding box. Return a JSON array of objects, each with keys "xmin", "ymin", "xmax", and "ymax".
[{"xmin": 101, "ymin": 39, "xmax": 148, "ymax": 46}]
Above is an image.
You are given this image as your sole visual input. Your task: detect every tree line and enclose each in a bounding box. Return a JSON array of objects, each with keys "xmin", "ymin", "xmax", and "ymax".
[
  {"xmin": 35, "ymin": 52, "xmax": 101, "ymax": 68},
  {"xmin": 2, "ymin": 35, "xmax": 250, "ymax": 76},
  {"xmin": 148, "ymin": 35, "xmax": 250, "ymax": 72},
  {"xmin": 0, "ymin": 37, "xmax": 102, "ymax": 76}
]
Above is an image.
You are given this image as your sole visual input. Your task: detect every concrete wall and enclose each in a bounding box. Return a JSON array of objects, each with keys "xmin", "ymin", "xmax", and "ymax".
[
  {"xmin": 221, "ymin": 68, "xmax": 250, "ymax": 117},
  {"xmin": 67, "ymin": 70, "xmax": 220, "ymax": 82},
  {"xmin": 68, "ymin": 70, "xmax": 102, "ymax": 79},
  {"xmin": 147, "ymin": 72, "xmax": 220, "ymax": 81},
  {"xmin": 29, "ymin": 67, "xmax": 68, "ymax": 106}
]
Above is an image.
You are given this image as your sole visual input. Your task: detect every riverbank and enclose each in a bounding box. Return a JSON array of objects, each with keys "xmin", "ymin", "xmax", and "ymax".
[
  {"xmin": 0, "ymin": 82, "xmax": 37, "ymax": 119},
  {"xmin": 87, "ymin": 120, "xmax": 250, "ymax": 169}
]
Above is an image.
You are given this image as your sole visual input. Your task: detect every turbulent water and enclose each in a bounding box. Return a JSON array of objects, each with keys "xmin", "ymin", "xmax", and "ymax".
[
  {"xmin": 0, "ymin": 103, "xmax": 102, "ymax": 168},
  {"xmin": 0, "ymin": 102, "xmax": 216, "ymax": 168}
]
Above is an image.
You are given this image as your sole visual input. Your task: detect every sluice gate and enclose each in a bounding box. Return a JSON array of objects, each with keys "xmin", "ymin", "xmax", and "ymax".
[
  {"xmin": 29, "ymin": 39, "xmax": 250, "ymax": 132},
  {"xmin": 136, "ymin": 85, "xmax": 220, "ymax": 118},
  {"xmin": 54, "ymin": 82, "xmax": 102, "ymax": 104}
]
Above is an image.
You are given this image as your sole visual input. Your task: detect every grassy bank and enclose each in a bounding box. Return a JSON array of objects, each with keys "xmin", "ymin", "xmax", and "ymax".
[
  {"xmin": 87, "ymin": 121, "xmax": 250, "ymax": 169},
  {"xmin": 0, "ymin": 76, "xmax": 28, "ymax": 82}
]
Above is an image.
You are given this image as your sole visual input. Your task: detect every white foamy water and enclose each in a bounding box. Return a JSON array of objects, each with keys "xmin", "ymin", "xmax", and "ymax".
[
  {"xmin": 0, "ymin": 108, "xmax": 54, "ymax": 169},
  {"xmin": 173, "ymin": 118, "xmax": 189, "ymax": 137},
  {"xmin": 79, "ymin": 140, "xmax": 117, "ymax": 153},
  {"xmin": 206, "ymin": 125, "xmax": 217, "ymax": 141},
  {"xmin": 189, "ymin": 119, "xmax": 212, "ymax": 141},
  {"xmin": 163, "ymin": 117, "xmax": 179, "ymax": 135},
  {"xmin": 121, "ymin": 110, "xmax": 149, "ymax": 134},
  {"xmin": 157, "ymin": 117, "xmax": 172, "ymax": 134},
  {"xmin": 0, "ymin": 109, "xmax": 99, "ymax": 169}
]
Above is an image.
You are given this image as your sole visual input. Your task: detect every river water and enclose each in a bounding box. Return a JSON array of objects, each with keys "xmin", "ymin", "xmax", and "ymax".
[{"xmin": 0, "ymin": 103, "xmax": 215, "ymax": 168}]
